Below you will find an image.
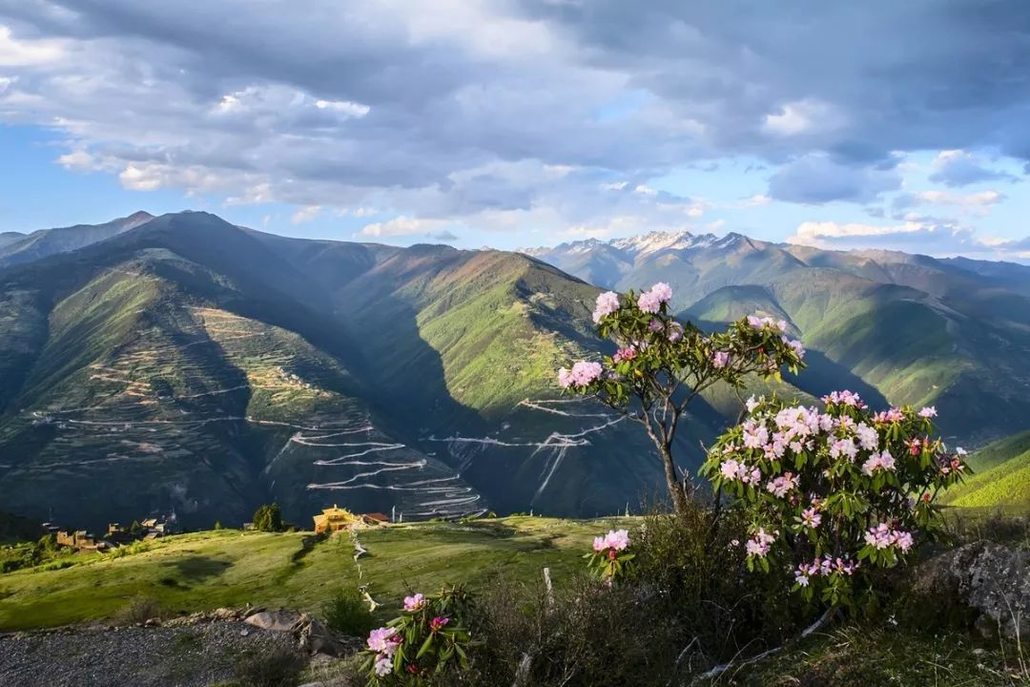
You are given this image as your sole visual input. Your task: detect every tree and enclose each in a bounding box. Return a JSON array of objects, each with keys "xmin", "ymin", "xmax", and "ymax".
[
  {"xmin": 252, "ymin": 503, "xmax": 284, "ymax": 532},
  {"xmin": 559, "ymin": 284, "xmax": 804, "ymax": 514}
]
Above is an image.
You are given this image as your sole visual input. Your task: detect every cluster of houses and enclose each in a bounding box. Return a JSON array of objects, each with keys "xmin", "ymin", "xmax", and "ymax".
[{"xmin": 43, "ymin": 514, "xmax": 179, "ymax": 552}]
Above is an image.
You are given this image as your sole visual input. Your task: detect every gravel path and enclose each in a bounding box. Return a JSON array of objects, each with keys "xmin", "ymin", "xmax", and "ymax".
[{"xmin": 0, "ymin": 621, "xmax": 299, "ymax": 687}]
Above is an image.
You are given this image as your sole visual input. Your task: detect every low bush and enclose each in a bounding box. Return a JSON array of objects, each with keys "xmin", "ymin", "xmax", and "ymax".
[
  {"xmin": 322, "ymin": 587, "xmax": 375, "ymax": 636},
  {"xmin": 117, "ymin": 594, "xmax": 162, "ymax": 625},
  {"xmin": 232, "ymin": 645, "xmax": 308, "ymax": 687}
]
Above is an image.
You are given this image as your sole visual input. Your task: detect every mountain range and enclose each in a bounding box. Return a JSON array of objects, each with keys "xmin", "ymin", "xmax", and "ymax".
[
  {"xmin": 526, "ymin": 231, "xmax": 1030, "ymax": 444},
  {"xmin": 0, "ymin": 213, "xmax": 1025, "ymax": 530}
]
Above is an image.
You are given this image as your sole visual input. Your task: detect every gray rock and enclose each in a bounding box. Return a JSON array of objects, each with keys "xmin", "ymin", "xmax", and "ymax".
[
  {"xmin": 297, "ymin": 617, "xmax": 345, "ymax": 657},
  {"xmin": 244, "ymin": 609, "xmax": 305, "ymax": 632},
  {"xmin": 915, "ymin": 542, "xmax": 1029, "ymax": 638}
]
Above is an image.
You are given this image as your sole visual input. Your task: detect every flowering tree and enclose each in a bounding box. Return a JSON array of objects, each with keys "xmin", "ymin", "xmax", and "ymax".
[
  {"xmin": 701, "ymin": 392, "xmax": 967, "ymax": 607},
  {"xmin": 559, "ymin": 284, "xmax": 806, "ymax": 513},
  {"xmin": 363, "ymin": 587, "xmax": 474, "ymax": 684}
]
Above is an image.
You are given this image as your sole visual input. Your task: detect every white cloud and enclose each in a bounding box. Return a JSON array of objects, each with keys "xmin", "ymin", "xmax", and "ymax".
[
  {"xmin": 291, "ymin": 205, "xmax": 322, "ymax": 224},
  {"xmin": 0, "ymin": 24, "xmax": 65, "ymax": 66},
  {"xmin": 360, "ymin": 216, "xmax": 451, "ymax": 237},
  {"xmin": 762, "ymin": 98, "xmax": 845, "ymax": 138}
]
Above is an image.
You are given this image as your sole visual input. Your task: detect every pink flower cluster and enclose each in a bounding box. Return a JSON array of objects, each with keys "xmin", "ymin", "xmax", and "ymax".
[
  {"xmin": 864, "ymin": 523, "xmax": 913, "ymax": 552},
  {"xmin": 861, "ymin": 450, "xmax": 896, "ymax": 476},
  {"xmin": 747, "ymin": 315, "xmax": 787, "ymax": 332},
  {"xmin": 745, "ymin": 528, "xmax": 776, "ymax": 558},
  {"xmin": 593, "ymin": 528, "xmax": 630, "ymax": 553},
  {"xmin": 712, "ymin": 350, "xmax": 732, "ymax": 368},
  {"xmin": 403, "ymin": 593, "xmax": 425, "ymax": 612},
  {"xmin": 367, "ymin": 626, "xmax": 402, "ymax": 676},
  {"xmin": 766, "ymin": 472, "xmax": 799, "ymax": 498},
  {"xmin": 822, "ymin": 390, "xmax": 867, "ymax": 408},
  {"xmin": 873, "ymin": 407, "xmax": 905, "ymax": 424},
  {"xmin": 429, "ymin": 616, "xmax": 450, "ymax": 632},
  {"xmin": 592, "ymin": 291, "xmax": 621, "ymax": 323},
  {"xmin": 637, "ymin": 282, "xmax": 673, "ymax": 313},
  {"xmin": 558, "ymin": 361, "xmax": 603, "ymax": 388},
  {"xmin": 918, "ymin": 406, "xmax": 937, "ymax": 418},
  {"xmin": 613, "ymin": 346, "xmax": 638, "ymax": 363},
  {"xmin": 667, "ymin": 322, "xmax": 684, "ymax": 342},
  {"xmin": 782, "ymin": 335, "xmax": 806, "ymax": 359},
  {"xmin": 794, "ymin": 555, "xmax": 858, "ymax": 586},
  {"xmin": 719, "ymin": 458, "xmax": 762, "ymax": 484}
]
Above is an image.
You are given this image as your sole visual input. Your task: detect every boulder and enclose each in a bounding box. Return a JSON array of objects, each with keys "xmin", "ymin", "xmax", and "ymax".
[
  {"xmin": 244, "ymin": 609, "xmax": 306, "ymax": 632},
  {"xmin": 296, "ymin": 617, "xmax": 346, "ymax": 657},
  {"xmin": 914, "ymin": 541, "xmax": 1029, "ymax": 638}
]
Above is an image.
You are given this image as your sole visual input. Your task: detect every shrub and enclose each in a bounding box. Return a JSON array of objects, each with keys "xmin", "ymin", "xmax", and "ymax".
[
  {"xmin": 323, "ymin": 587, "xmax": 375, "ymax": 636},
  {"xmin": 252, "ymin": 503, "xmax": 285, "ymax": 533},
  {"xmin": 559, "ymin": 284, "xmax": 804, "ymax": 513},
  {"xmin": 701, "ymin": 393, "xmax": 967, "ymax": 609},
  {"xmin": 233, "ymin": 645, "xmax": 308, "ymax": 687},
  {"xmin": 362, "ymin": 586, "xmax": 475, "ymax": 684},
  {"xmin": 117, "ymin": 594, "xmax": 162, "ymax": 625}
]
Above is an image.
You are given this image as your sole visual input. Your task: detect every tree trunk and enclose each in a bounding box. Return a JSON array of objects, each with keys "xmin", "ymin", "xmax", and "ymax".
[{"xmin": 659, "ymin": 442, "xmax": 689, "ymax": 514}]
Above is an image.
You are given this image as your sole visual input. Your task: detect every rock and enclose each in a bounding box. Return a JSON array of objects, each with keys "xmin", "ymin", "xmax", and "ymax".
[
  {"xmin": 244, "ymin": 609, "xmax": 305, "ymax": 632},
  {"xmin": 298, "ymin": 683, "xmax": 326, "ymax": 687},
  {"xmin": 296, "ymin": 617, "xmax": 344, "ymax": 657},
  {"xmin": 914, "ymin": 542, "xmax": 1029, "ymax": 639}
]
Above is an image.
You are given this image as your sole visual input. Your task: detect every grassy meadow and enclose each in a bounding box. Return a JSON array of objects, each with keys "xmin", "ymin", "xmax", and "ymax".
[{"xmin": 0, "ymin": 516, "xmax": 621, "ymax": 631}]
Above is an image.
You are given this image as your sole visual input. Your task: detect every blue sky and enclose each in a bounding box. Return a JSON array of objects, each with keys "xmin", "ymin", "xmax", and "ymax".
[{"xmin": 0, "ymin": 2, "xmax": 1028, "ymax": 259}]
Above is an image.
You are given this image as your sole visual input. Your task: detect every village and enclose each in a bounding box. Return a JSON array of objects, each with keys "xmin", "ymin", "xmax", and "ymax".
[{"xmin": 40, "ymin": 504, "xmax": 389, "ymax": 554}]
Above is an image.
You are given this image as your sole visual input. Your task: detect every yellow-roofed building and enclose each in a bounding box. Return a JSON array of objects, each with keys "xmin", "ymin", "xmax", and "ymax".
[{"xmin": 313, "ymin": 505, "xmax": 363, "ymax": 534}]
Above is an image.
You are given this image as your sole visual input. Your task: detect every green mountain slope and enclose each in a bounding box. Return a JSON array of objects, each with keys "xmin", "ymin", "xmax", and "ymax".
[{"xmin": 940, "ymin": 430, "xmax": 1030, "ymax": 510}]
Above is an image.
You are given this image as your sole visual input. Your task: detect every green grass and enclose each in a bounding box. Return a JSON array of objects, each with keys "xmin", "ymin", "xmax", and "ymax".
[
  {"xmin": 726, "ymin": 624, "xmax": 1025, "ymax": 686},
  {"xmin": 0, "ymin": 516, "xmax": 623, "ymax": 631}
]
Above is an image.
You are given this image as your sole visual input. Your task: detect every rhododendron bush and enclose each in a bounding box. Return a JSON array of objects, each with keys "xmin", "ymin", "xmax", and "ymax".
[
  {"xmin": 585, "ymin": 528, "xmax": 634, "ymax": 583},
  {"xmin": 559, "ymin": 284, "xmax": 805, "ymax": 513},
  {"xmin": 701, "ymin": 393, "xmax": 967, "ymax": 607},
  {"xmin": 362, "ymin": 586, "xmax": 474, "ymax": 685}
]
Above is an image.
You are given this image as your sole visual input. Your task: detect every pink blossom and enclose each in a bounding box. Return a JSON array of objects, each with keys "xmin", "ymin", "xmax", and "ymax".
[
  {"xmin": 822, "ymin": 390, "xmax": 867, "ymax": 409},
  {"xmin": 864, "ymin": 523, "xmax": 913, "ymax": 552},
  {"xmin": 745, "ymin": 528, "xmax": 776, "ymax": 558},
  {"xmin": 429, "ymin": 616, "xmax": 450, "ymax": 632},
  {"xmin": 782, "ymin": 336, "xmax": 806, "ymax": 359},
  {"xmin": 712, "ymin": 350, "xmax": 731, "ymax": 368},
  {"xmin": 374, "ymin": 656, "xmax": 393, "ymax": 676},
  {"xmin": 861, "ymin": 450, "xmax": 896, "ymax": 476},
  {"xmin": 667, "ymin": 322, "xmax": 684, "ymax": 342},
  {"xmin": 873, "ymin": 407, "xmax": 905, "ymax": 424},
  {"xmin": 603, "ymin": 528, "xmax": 630, "ymax": 551},
  {"xmin": 918, "ymin": 406, "xmax": 937, "ymax": 418},
  {"xmin": 613, "ymin": 346, "xmax": 638, "ymax": 363},
  {"xmin": 720, "ymin": 459, "xmax": 743, "ymax": 480},
  {"xmin": 800, "ymin": 507, "xmax": 821, "ymax": 529},
  {"xmin": 765, "ymin": 472, "xmax": 799, "ymax": 498},
  {"xmin": 745, "ymin": 395, "xmax": 762, "ymax": 413},
  {"xmin": 403, "ymin": 593, "xmax": 425, "ymax": 612},
  {"xmin": 747, "ymin": 315, "xmax": 787, "ymax": 332},
  {"xmin": 856, "ymin": 423, "xmax": 879, "ymax": 451},
  {"xmin": 829, "ymin": 437, "xmax": 858, "ymax": 461},
  {"xmin": 592, "ymin": 536, "xmax": 607, "ymax": 552},
  {"xmin": 648, "ymin": 319, "xmax": 663, "ymax": 332},
  {"xmin": 559, "ymin": 361, "xmax": 603, "ymax": 388},
  {"xmin": 367, "ymin": 626, "xmax": 399, "ymax": 654},
  {"xmin": 592, "ymin": 291, "xmax": 620, "ymax": 323}
]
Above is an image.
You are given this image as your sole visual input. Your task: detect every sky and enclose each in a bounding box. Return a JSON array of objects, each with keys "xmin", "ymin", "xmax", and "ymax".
[{"xmin": 0, "ymin": 1, "xmax": 1028, "ymax": 260}]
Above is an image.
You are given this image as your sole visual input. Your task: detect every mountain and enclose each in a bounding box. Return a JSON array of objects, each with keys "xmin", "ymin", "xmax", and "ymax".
[
  {"xmin": 0, "ymin": 212, "xmax": 725, "ymax": 531},
  {"xmin": 0, "ymin": 211, "xmax": 154, "ymax": 269},
  {"xmin": 526, "ymin": 231, "xmax": 1030, "ymax": 444}
]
